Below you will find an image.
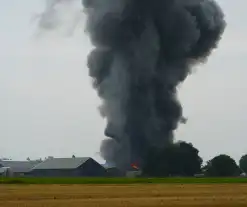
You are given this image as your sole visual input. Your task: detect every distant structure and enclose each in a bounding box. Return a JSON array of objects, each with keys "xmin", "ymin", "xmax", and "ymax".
[
  {"xmin": 126, "ymin": 170, "xmax": 142, "ymax": 178},
  {"xmin": 0, "ymin": 167, "xmax": 13, "ymax": 177},
  {"xmin": 0, "ymin": 157, "xmax": 145, "ymax": 177},
  {"xmin": 240, "ymin": 172, "xmax": 247, "ymax": 177},
  {"xmin": 102, "ymin": 165, "xmax": 125, "ymax": 177},
  {"xmin": 101, "ymin": 162, "xmax": 143, "ymax": 177},
  {"xmin": 126, "ymin": 165, "xmax": 142, "ymax": 178},
  {"xmin": 0, "ymin": 160, "xmax": 41, "ymax": 177},
  {"xmin": 28, "ymin": 157, "xmax": 107, "ymax": 177}
]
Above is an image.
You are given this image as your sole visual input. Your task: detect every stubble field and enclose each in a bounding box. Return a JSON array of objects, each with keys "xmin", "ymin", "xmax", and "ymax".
[{"xmin": 1, "ymin": 183, "xmax": 247, "ymax": 207}]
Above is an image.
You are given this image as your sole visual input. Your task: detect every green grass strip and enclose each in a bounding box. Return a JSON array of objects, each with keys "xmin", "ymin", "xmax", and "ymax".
[{"xmin": 1, "ymin": 177, "xmax": 247, "ymax": 184}]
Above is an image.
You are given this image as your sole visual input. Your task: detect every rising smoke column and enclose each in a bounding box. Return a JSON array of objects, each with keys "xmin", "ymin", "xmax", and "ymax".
[{"xmin": 83, "ymin": 0, "xmax": 226, "ymax": 170}]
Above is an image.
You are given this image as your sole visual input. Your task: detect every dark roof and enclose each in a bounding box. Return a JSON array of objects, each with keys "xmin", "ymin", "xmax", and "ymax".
[
  {"xmin": 0, "ymin": 161, "xmax": 41, "ymax": 173},
  {"xmin": 32, "ymin": 157, "xmax": 91, "ymax": 170}
]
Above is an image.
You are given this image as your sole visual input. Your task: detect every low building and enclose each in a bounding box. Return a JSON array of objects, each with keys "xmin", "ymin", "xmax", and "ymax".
[
  {"xmin": 240, "ymin": 172, "xmax": 247, "ymax": 177},
  {"xmin": 0, "ymin": 161, "xmax": 41, "ymax": 177},
  {"xmin": 126, "ymin": 170, "xmax": 142, "ymax": 178},
  {"xmin": 125, "ymin": 163, "xmax": 142, "ymax": 178},
  {"xmin": 101, "ymin": 163, "xmax": 124, "ymax": 177},
  {"xmin": 194, "ymin": 173, "xmax": 205, "ymax": 178},
  {"xmin": 0, "ymin": 167, "xmax": 13, "ymax": 177},
  {"xmin": 28, "ymin": 157, "xmax": 107, "ymax": 177},
  {"xmin": 0, "ymin": 168, "xmax": 7, "ymax": 177},
  {"xmin": 105, "ymin": 167, "xmax": 125, "ymax": 177}
]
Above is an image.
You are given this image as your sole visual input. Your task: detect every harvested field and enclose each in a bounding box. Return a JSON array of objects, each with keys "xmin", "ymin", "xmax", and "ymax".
[{"xmin": 0, "ymin": 184, "xmax": 247, "ymax": 207}]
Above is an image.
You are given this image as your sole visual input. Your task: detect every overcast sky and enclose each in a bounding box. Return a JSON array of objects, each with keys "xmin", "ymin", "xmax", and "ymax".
[{"xmin": 0, "ymin": 0, "xmax": 246, "ymax": 163}]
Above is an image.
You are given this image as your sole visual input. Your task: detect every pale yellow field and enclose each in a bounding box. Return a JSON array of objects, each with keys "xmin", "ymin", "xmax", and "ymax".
[{"xmin": 0, "ymin": 184, "xmax": 247, "ymax": 207}]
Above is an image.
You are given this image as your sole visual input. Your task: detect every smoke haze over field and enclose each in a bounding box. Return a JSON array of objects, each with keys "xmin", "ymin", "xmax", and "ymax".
[
  {"xmin": 83, "ymin": 0, "xmax": 226, "ymax": 170},
  {"xmin": 3, "ymin": 0, "xmax": 247, "ymax": 166}
]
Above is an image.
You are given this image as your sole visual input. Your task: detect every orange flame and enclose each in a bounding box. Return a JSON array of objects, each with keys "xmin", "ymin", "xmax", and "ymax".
[{"xmin": 131, "ymin": 163, "xmax": 139, "ymax": 170}]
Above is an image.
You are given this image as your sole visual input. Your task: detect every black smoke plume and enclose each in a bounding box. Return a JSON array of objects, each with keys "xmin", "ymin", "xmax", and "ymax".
[{"xmin": 82, "ymin": 0, "xmax": 226, "ymax": 170}]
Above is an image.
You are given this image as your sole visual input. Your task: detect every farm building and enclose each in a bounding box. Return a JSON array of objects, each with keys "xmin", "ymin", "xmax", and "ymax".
[
  {"xmin": 0, "ymin": 167, "xmax": 7, "ymax": 177},
  {"xmin": 0, "ymin": 160, "xmax": 41, "ymax": 177},
  {"xmin": 28, "ymin": 157, "xmax": 107, "ymax": 177},
  {"xmin": 0, "ymin": 167, "xmax": 13, "ymax": 177}
]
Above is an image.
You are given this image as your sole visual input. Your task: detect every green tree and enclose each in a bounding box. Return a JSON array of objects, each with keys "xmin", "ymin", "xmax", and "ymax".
[
  {"xmin": 142, "ymin": 141, "xmax": 202, "ymax": 177},
  {"xmin": 142, "ymin": 146, "xmax": 164, "ymax": 177},
  {"xmin": 204, "ymin": 154, "xmax": 240, "ymax": 177},
  {"xmin": 239, "ymin": 154, "xmax": 247, "ymax": 174},
  {"xmin": 175, "ymin": 141, "xmax": 202, "ymax": 176}
]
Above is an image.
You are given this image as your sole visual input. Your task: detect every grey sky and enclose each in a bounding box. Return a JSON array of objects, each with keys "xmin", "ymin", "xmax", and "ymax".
[{"xmin": 0, "ymin": 0, "xmax": 246, "ymax": 163}]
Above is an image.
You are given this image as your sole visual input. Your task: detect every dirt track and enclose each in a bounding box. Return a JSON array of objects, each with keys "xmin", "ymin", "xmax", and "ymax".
[{"xmin": 0, "ymin": 184, "xmax": 247, "ymax": 206}]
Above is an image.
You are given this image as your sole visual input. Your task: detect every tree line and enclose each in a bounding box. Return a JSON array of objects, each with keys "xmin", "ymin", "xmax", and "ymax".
[{"xmin": 142, "ymin": 141, "xmax": 247, "ymax": 177}]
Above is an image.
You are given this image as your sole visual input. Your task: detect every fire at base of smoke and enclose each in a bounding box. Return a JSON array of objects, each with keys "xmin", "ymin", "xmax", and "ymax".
[{"xmin": 83, "ymin": 0, "xmax": 226, "ymax": 170}]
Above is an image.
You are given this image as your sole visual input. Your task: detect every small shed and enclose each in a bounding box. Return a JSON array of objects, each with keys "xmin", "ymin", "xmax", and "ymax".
[
  {"xmin": 240, "ymin": 172, "xmax": 247, "ymax": 177},
  {"xmin": 29, "ymin": 157, "xmax": 107, "ymax": 177},
  {"xmin": 126, "ymin": 170, "xmax": 142, "ymax": 178},
  {"xmin": 0, "ymin": 168, "xmax": 7, "ymax": 177},
  {"xmin": 0, "ymin": 167, "xmax": 13, "ymax": 177}
]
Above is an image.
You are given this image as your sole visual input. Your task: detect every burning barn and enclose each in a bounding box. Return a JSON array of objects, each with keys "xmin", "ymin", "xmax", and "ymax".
[{"xmin": 102, "ymin": 161, "xmax": 142, "ymax": 177}]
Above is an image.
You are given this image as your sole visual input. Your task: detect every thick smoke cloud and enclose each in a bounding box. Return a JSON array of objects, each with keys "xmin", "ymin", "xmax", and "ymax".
[{"xmin": 83, "ymin": 0, "xmax": 226, "ymax": 170}]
